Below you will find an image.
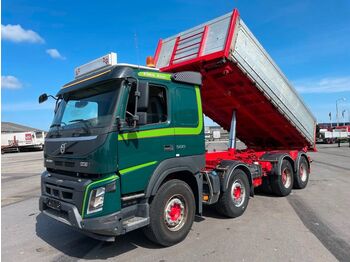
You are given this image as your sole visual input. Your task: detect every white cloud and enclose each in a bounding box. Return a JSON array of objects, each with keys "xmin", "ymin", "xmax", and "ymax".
[
  {"xmin": 294, "ymin": 76, "xmax": 350, "ymax": 94},
  {"xmin": 46, "ymin": 48, "xmax": 65, "ymax": 60},
  {"xmin": 1, "ymin": 75, "xmax": 23, "ymax": 89},
  {"xmin": 1, "ymin": 24, "xmax": 44, "ymax": 43}
]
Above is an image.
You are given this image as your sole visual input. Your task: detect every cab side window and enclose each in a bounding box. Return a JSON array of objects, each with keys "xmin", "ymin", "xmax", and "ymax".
[
  {"xmin": 125, "ymin": 84, "xmax": 167, "ymax": 125},
  {"xmin": 147, "ymin": 85, "xmax": 167, "ymax": 124}
]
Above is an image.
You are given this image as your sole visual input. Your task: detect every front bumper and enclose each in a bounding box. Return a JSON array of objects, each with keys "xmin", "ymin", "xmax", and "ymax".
[{"xmin": 39, "ymin": 196, "xmax": 149, "ymax": 241}]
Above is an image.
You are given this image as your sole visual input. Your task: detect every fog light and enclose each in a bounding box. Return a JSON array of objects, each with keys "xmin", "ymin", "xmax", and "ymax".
[{"xmin": 87, "ymin": 187, "xmax": 105, "ymax": 214}]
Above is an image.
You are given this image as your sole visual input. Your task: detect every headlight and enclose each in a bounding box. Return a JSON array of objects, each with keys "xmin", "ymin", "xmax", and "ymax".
[{"xmin": 87, "ymin": 187, "xmax": 105, "ymax": 214}]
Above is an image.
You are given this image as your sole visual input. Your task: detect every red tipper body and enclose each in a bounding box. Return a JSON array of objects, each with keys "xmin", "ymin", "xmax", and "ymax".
[{"xmin": 154, "ymin": 9, "xmax": 316, "ymax": 181}]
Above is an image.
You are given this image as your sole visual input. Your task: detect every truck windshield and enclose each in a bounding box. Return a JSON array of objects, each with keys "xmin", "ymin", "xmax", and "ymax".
[{"xmin": 50, "ymin": 80, "xmax": 120, "ymax": 134}]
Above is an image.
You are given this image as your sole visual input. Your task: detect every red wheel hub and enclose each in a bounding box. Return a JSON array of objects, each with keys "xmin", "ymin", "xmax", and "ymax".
[
  {"xmin": 282, "ymin": 171, "xmax": 287, "ymax": 184},
  {"xmin": 233, "ymin": 186, "xmax": 242, "ymax": 200},
  {"xmin": 169, "ymin": 203, "xmax": 181, "ymax": 221}
]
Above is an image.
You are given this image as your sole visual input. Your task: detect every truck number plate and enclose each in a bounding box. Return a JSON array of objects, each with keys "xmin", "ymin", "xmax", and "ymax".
[{"xmin": 47, "ymin": 198, "xmax": 61, "ymax": 211}]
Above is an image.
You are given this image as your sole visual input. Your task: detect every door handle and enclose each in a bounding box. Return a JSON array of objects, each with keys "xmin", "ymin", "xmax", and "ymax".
[{"xmin": 163, "ymin": 145, "xmax": 174, "ymax": 151}]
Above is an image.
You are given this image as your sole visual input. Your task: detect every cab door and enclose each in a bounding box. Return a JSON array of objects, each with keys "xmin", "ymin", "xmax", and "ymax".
[
  {"xmin": 117, "ymin": 82, "xmax": 175, "ymax": 194},
  {"xmin": 174, "ymin": 85, "xmax": 205, "ymax": 157}
]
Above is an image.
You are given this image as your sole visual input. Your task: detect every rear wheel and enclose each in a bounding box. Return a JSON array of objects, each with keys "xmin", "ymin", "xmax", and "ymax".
[
  {"xmin": 216, "ymin": 169, "xmax": 250, "ymax": 218},
  {"xmin": 293, "ymin": 157, "xmax": 309, "ymax": 189},
  {"xmin": 143, "ymin": 179, "xmax": 195, "ymax": 246},
  {"xmin": 271, "ymin": 159, "xmax": 294, "ymax": 196}
]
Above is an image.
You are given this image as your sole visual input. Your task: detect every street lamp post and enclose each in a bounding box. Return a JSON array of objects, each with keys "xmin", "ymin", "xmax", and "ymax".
[
  {"xmin": 336, "ymin": 97, "xmax": 346, "ymax": 127},
  {"xmin": 345, "ymin": 109, "xmax": 350, "ymax": 124}
]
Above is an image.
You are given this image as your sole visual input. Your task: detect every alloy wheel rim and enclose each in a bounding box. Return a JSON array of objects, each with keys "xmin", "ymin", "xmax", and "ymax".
[
  {"xmin": 231, "ymin": 179, "xmax": 245, "ymax": 207},
  {"xmin": 299, "ymin": 163, "xmax": 308, "ymax": 182},
  {"xmin": 164, "ymin": 195, "xmax": 187, "ymax": 231},
  {"xmin": 281, "ymin": 168, "xmax": 292, "ymax": 188}
]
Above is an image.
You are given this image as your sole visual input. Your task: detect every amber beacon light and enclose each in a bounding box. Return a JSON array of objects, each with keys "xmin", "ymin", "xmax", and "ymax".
[{"xmin": 146, "ymin": 56, "xmax": 155, "ymax": 67}]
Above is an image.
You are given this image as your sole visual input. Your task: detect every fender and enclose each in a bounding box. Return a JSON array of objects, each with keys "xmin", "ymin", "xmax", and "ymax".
[
  {"xmin": 260, "ymin": 152, "xmax": 294, "ymax": 175},
  {"xmin": 145, "ymin": 155, "xmax": 205, "ymax": 215},
  {"xmin": 216, "ymin": 160, "xmax": 254, "ymax": 195},
  {"xmin": 145, "ymin": 155, "xmax": 205, "ymax": 197}
]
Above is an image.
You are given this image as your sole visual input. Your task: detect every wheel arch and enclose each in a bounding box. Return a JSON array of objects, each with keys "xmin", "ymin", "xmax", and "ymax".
[
  {"xmin": 216, "ymin": 160, "xmax": 254, "ymax": 196},
  {"xmin": 260, "ymin": 153, "xmax": 295, "ymax": 175},
  {"xmin": 145, "ymin": 155, "xmax": 205, "ymax": 215},
  {"xmin": 283, "ymin": 155, "xmax": 295, "ymax": 173}
]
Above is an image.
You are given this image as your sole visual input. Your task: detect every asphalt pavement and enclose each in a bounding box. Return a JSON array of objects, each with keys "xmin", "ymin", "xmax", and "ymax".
[{"xmin": 1, "ymin": 144, "xmax": 350, "ymax": 262}]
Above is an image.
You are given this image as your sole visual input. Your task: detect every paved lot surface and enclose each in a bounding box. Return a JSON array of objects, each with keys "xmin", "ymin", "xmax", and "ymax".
[{"xmin": 2, "ymin": 144, "xmax": 350, "ymax": 262}]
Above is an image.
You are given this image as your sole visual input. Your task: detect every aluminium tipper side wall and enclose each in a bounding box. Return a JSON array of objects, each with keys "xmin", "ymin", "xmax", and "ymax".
[
  {"xmin": 230, "ymin": 18, "xmax": 316, "ymax": 147},
  {"xmin": 155, "ymin": 10, "xmax": 316, "ymax": 148}
]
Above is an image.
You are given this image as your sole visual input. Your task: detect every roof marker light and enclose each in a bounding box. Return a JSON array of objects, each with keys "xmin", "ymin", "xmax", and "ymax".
[{"xmin": 75, "ymin": 52, "xmax": 117, "ymax": 79}]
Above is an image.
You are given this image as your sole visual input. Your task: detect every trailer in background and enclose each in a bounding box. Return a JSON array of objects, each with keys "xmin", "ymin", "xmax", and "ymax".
[
  {"xmin": 316, "ymin": 126, "xmax": 350, "ymax": 144},
  {"xmin": 1, "ymin": 131, "xmax": 45, "ymax": 153}
]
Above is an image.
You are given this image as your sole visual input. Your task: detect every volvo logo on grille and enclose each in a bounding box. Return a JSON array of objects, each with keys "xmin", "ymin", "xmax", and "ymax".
[{"xmin": 60, "ymin": 143, "xmax": 67, "ymax": 154}]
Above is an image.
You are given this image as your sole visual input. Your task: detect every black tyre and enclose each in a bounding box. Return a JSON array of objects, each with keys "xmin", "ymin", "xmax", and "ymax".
[
  {"xmin": 271, "ymin": 160, "xmax": 294, "ymax": 196},
  {"xmin": 293, "ymin": 157, "xmax": 309, "ymax": 189},
  {"xmin": 216, "ymin": 169, "xmax": 250, "ymax": 218},
  {"xmin": 143, "ymin": 179, "xmax": 195, "ymax": 246},
  {"xmin": 256, "ymin": 176, "xmax": 272, "ymax": 194}
]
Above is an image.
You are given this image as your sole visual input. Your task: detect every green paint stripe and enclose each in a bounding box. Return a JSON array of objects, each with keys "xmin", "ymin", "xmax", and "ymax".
[
  {"xmin": 118, "ymin": 87, "xmax": 203, "ymax": 141},
  {"xmin": 119, "ymin": 161, "xmax": 158, "ymax": 175},
  {"xmin": 137, "ymin": 71, "xmax": 172, "ymax": 81},
  {"xmin": 81, "ymin": 175, "xmax": 118, "ymax": 218},
  {"xmin": 118, "ymin": 127, "xmax": 174, "ymax": 140}
]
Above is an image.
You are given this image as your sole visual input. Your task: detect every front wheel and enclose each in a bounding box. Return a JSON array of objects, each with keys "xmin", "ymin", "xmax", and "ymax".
[
  {"xmin": 216, "ymin": 169, "xmax": 250, "ymax": 218},
  {"xmin": 143, "ymin": 179, "xmax": 195, "ymax": 246}
]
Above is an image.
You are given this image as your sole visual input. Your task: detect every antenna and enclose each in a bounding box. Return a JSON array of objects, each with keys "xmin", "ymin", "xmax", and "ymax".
[{"xmin": 134, "ymin": 32, "xmax": 140, "ymax": 67}]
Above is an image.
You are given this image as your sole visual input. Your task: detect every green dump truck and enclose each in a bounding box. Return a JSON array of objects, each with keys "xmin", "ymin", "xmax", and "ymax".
[{"xmin": 39, "ymin": 9, "xmax": 315, "ymax": 246}]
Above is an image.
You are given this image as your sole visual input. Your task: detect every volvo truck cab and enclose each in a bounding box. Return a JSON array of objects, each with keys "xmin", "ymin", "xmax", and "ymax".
[{"xmin": 39, "ymin": 53, "xmax": 206, "ymax": 245}]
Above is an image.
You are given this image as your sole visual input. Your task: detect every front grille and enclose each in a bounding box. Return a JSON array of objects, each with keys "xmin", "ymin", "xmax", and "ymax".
[
  {"xmin": 45, "ymin": 182, "xmax": 74, "ymax": 201},
  {"xmin": 42, "ymin": 171, "xmax": 90, "ymax": 214},
  {"xmin": 55, "ymin": 161, "xmax": 63, "ymax": 166},
  {"xmin": 65, "ymin": 161, "xmax": 75, "ymax": 167},
  {"xmin": 47, "ymin": 168, "xmax": 101, "ymax": 179},
  {"xmin": 54, "ymin": 161, "xmax": 75, "ymax": 167}
]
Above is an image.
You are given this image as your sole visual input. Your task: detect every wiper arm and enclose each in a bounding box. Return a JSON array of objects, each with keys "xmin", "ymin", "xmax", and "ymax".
[
  {"xmin": 69, "ymin": 119, "xmax": 87, "ymax": 124},
  {"xmin": 69, "ymin": 119, "xmax": 91, "ymax": 134},
  {"xmin": 50, "ymin": 121, "xmax": 66, "ymax": 128}
]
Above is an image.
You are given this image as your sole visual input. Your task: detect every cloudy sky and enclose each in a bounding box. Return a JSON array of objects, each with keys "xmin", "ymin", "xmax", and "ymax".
[{"xmin": 2, "ymin": 0, "xmax": 350, "ymax": 130}]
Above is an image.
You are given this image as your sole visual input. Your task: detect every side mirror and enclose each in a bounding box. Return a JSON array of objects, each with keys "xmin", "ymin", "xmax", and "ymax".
[
  {"xmin": 38, "ymin": 93, "xmax": 48, "ymax": 104},
  {"xmin": 137, "ymin": 81, "xmax": 149, "ymax": 112}
]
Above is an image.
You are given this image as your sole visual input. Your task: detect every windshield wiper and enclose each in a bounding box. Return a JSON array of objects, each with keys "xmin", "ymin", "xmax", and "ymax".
[
  {"xmin": 69, "ymin": 119, "xmax": 91, "ymax": 134},
  {"xmin": 50, "ymin": 121, "xmax": 67, "ymax": 128}
]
